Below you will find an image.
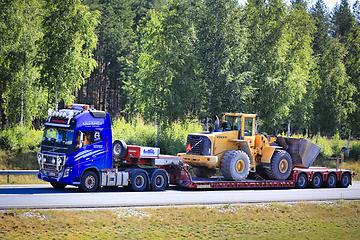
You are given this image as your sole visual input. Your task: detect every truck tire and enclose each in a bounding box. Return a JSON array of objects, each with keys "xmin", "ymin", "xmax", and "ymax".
[
  {"xmin": 192, "ymin": 167, "xmax": 216, "ymax": 178},
  {"xmin": 325, "ymin": 173, "xmax": 337, "ymax": 188},
  {"xmin": 113, "ymin": 140, "xmax": 127, "ymax": 159},
  {"xmin": 151, "ymin": 170, "xmax": 168, "ymax": 191},
  {"xmin": 50, "ymin": 182, "xmax": 67, "ymax": 189},
  {"xmin": 338, "ymin": 173, "xmax": 350, "ymax": 188},
  {"xmin": 295, "ymin": 173, "xmax": 308, "ymax": 189},
  {"xmin": 265, "ymin": 150, "xmax": 292, "ymax": 180},
  {"xmin": 80, "ymin": 171, "xmax": 99, "ymax": 192},
  {"xmin": 220, "ymin": 150, "xmax": 250, "ymax": 181},
  {"xmin": 310, "ymin": 173, "xmax": 323, "ymax": 188},
  {"xmin": 130, "ymin": 171, "xmax": 148, "ymax": 192}
]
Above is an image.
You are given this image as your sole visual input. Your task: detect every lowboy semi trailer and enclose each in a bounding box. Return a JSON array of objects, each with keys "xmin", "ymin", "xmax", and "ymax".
[{"xmin": 37, "ymin": 104, "xmax": 355, "ymax": 192}]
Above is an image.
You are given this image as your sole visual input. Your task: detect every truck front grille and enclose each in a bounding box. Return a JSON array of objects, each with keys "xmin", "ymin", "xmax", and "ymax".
[{"xmin": 38, "ymin": 153, "xmax": 66, "ymax": 178}]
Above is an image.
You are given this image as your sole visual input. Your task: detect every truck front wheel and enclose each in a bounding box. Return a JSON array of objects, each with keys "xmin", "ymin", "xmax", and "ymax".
[
  {"xmin": 266, "ymin": 150, "xmax": 292, "ymax": 180},
  {"xmin": 80, "ymin": 171, "xmax": 99, "ymax": 192},
  {"xmin": 220, "ymin": 150, "xmax": 250, "ymax": 181}
]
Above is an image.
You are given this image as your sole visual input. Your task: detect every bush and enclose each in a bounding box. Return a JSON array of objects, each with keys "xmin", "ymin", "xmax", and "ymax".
[
  {"xmin": 111, "ymin": 117, "xmax": 203, "ymax": 155},
  {"xmin": 0, "ymin": 126, "xmax": 43, "ymax": 153}
]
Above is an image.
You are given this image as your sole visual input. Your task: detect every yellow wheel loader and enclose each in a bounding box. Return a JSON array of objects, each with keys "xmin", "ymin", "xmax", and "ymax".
[{"xmin": 179, "ymin": 113, "xmax": 321, "ymax": 181}]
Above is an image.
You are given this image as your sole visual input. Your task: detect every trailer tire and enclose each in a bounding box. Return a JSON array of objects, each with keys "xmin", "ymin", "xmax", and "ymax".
[
  {"xmin": 113, "ymin": 140, "xmax": 127, "ymax": 159},
  {"xmin": 338, "ymin": 173, "xmax": 350, "ymax": 188},
  {"xmin": 325, "ymin": 173, "xmax": 337, "ymax": 188},
  {"xmin": 310, "ymin": 173, "xmax": 323, "ymax": 188},
  {"xmin": 130, "ymin": 171, "xmax": 148, "ymax": 192},
  {"xmin": 220, "ymin": 150, "xmax": 250, "ymax": 181},
  {"xmin": 151, "ymin": 171, "xmax": 167, "ymax": 191},
  {"xmin": 192, "ymin": 167, "xmax": 216, "ymax": 178},
  {"xmin": 80, "ymin": 171, "xmax": 99, "ymax": 192},
  {"xmin": 295, "ymin": 173, "xmax": 308, "ymax": 189},
  {"xmin": 266, "ymin": 150, "xmax": 292, "ymax": 180},
  {"xmin": 50, "ymin": 182, "xmax": 67, "ymax": 189}
]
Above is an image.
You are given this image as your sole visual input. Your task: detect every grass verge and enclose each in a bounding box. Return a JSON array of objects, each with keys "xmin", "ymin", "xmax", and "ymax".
[{"xmin": 0, "ymin": 201, "xmax": 359, "ymax": 239}]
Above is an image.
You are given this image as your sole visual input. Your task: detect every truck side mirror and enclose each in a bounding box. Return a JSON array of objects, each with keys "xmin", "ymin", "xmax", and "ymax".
[{"xmin": 79, "ymin": 132, "xmax": 85, "ymax": 148}]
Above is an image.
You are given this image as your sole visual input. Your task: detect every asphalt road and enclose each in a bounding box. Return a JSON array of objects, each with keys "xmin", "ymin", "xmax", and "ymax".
[{"xmin": 0, "ymin": 182, "xmax": 359, "ymax": 209}]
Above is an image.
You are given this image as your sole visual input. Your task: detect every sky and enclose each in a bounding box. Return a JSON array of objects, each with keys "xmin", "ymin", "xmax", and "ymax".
[{"xmin": 237, "ymin": 0, "xmax": 358, "ymax": 12}]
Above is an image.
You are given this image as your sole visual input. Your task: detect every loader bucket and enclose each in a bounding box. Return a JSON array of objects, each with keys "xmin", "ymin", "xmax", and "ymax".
[{"xmin": 277, "ymin": 137, "xmax": 321, "ymax": 168}]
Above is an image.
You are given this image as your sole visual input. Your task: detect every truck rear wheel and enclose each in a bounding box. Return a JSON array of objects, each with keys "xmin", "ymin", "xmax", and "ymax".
[
  {"xmin": 113, "ymin": 140, "xmax": 127, "ymax": 159},
  {"xmin": 80, "ymin": 171, "xmax": 99, "ymax": 192},
  {"xmin": 325, "ymin": 173, "xmax": 337, "ymax": 188},
  {"xmin": 151, "ymin": 171, "xmax": 167, "ymax": 191},
  {"xmin": 310, "ymin": 173, "xmax": 323, "ymax": 188},
  {"xmin": 192, "ymin": 167, "xmax": 216, "ymax": 178},
  {"xmin": 130, "ymin": 171, "xmax": 148, "ymax": 192},
  {"xmin": 220, "ymin": 150, "xmax": 250, "ymax": 181},
  {"xmin": 338, "ymin": 173, "xmax": 350, "ymax": 188},
  {"xmin": 266, "ymin": 150, "xmax": 292, "ymax": 180},
  {"xmin": 295, "ymin": 173, "xmax": 308, "ymax": 189}
]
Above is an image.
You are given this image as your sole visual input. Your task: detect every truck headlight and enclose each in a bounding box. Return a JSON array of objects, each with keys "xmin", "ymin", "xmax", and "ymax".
[
  {"xmin": 37, "ymin": 154, "xmax": 42, "ymax": 164},
  {"xmin": 63, "ymin": 167, "xmax": 71, "ymax": 178}
]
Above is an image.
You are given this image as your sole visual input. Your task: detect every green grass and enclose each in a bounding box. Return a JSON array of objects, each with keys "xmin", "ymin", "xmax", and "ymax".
[{"xmin": 0, "ymin": 202, "xmax": 359, "ymax": 239}]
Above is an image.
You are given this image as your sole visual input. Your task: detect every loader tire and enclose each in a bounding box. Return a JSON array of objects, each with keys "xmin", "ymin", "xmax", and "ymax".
[
  {"xmin": 265, "ymin": 150, "xmax": 292, "ymax": 180},
  {"xmin": 220, "ymin": 150, "xmax": 250, "ymax": 181},
  {"xmin": 192, "ymin": 167, "xmax": 216, "ymax": 178}
]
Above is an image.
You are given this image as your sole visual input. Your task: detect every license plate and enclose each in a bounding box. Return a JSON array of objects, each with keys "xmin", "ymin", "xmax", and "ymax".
[{"xmin": 48, "ymin": 172, "xmax": 56, "ymax": 177}]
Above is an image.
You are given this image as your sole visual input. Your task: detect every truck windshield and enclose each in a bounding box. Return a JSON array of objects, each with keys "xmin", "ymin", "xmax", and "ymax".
[{"xmin": 42, "ymin": 127, "xmax": 75, "ymax": 146}]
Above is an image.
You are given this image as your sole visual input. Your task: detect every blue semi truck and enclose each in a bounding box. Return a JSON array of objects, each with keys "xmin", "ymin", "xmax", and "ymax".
[
  {"xmin": 37, "ymin": 104, "xmax": 355, "ymax": 192},
  {"xmin": 37, "ymin": 104, "xmax": 184, "ymax": 192}
]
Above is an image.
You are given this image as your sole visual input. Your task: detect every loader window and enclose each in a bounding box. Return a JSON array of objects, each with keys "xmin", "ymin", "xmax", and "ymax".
[
  {"xmin": 224, "ymin": 116, "xmax": 241, "ymax": 130},
  {"xmin": 244, "ymin": 118, "xmax": 253, "ymax": 136}
]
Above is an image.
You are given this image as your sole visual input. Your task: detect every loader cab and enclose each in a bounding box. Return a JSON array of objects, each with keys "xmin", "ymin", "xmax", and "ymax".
[{"xmin": 222, "ymin": 113, "xmax": 256, "ymax": 139}]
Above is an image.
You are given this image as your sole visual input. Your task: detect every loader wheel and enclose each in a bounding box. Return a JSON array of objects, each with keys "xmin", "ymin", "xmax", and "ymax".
[
  {"xmin": 113, "ymin": 140, "xmax": 127, "ymax": 159},
  {"xmin": 220, "ymin": 150, "xmax": 250, "ymax": 181},
  {"xmin": 265, "ymin": 150, "xmax": 292, "ymax": 180},
  {"xmin": 192, "ymin": 167, "xmax": 216, "ymax": 178}
]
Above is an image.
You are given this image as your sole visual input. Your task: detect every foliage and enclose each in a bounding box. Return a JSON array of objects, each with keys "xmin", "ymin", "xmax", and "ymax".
[
  {"xmin": 0, "ymin": 126, "xmax": 42, "ymax": 153},
  {"xmin": 111, "ymin": 116, "xmax": 202, "ymax": 155}
]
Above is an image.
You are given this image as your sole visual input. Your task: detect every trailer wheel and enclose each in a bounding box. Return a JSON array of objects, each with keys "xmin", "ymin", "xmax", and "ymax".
[
  {"xmin": 310, "ymin": 173, "xmax": 323, "ymax": 188},
  {"xmin": 192, "ymin": 167, "xmax": 216, "ymax": 178},
  {"xmin": 220, "ymin": 150, "xmax": 250, "ymax": 181},
  {"xmin": 130, "ymin": 171, "xmax": 148, "ymax": 192},
  {"xmin": 80, "ymin": 171, "xmax": 99, "ymax": 192},
  {"xmin": 151, "ymin": 171, "xmax": 167, "ymax": 191},
  {"xmin": 266, "ymin": 150, "xmax": 293, "ymax": 180},
  {"xmin": 113, "ymin": 140, "xmax": 127, "ymax": 159},
  {"xmin": 50, "ymin": 182, "xmax": 67, "ymax": 189},
  {"xmin": 338, "ymin": 173, "xmax": 350, "ymax": 188},
  {"xmin": 325, "ymin": 173, "xmax": 337, "ymax": 188},
  {"xmin": 295, "ymin": 173, "xmax": 308, "ymax": 189}
]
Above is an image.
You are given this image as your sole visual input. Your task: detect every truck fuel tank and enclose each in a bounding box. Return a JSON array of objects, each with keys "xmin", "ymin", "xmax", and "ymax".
[{"xmin": 276, "ymin": 137, "xmax": 321, "ymax": 168}]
